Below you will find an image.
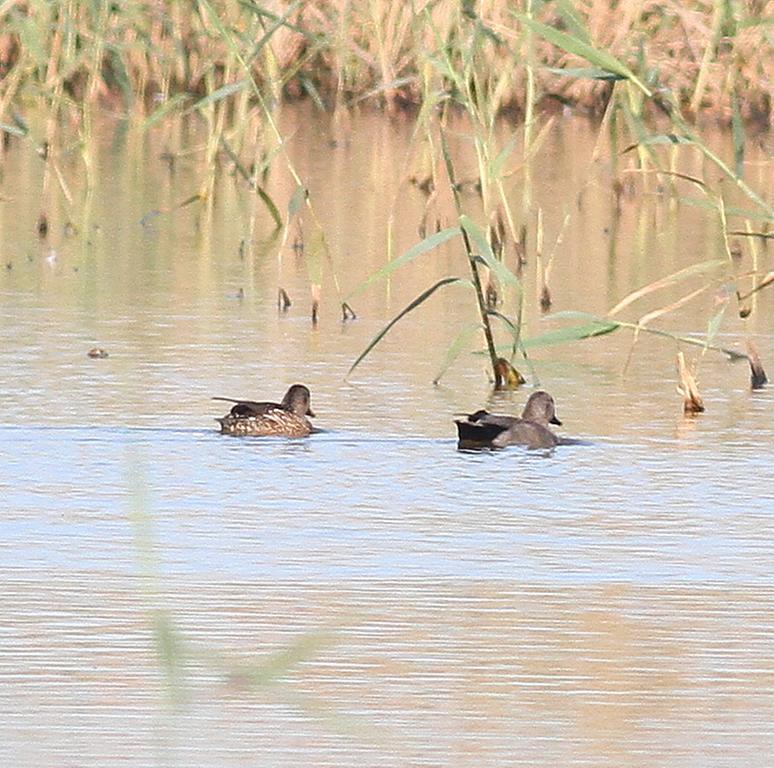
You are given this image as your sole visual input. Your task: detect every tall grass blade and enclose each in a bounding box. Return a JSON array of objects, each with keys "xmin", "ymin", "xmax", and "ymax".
[
  {"xmin": 257, "ymin": 185, "xmax": 282, "ymax": 229},
  {"xmin": 460, "ymin": 215, "xmax": 522, "ymax": 292},
  {"xmin": 348, "ymin": 277, "xmax": 471, "ymax": 376},
  {"xmin": 546, "ymin": 67, "xmax": 625, "ymax": 81},
  {"xmin": 521, "ymin": 320, "xmax": 620, "ymax": 348},
  {"xmin": 730, "ymin": 90, "xmax": 745, "ymax": 178},
  {"xmin": 554, "ymin": 0, "xmax": 591, "ymax": 43},
  {"xmin": 705, "ymin": 292, "xmax": 730, "ymax": 348},
  {"xmin": 0, "ymin": 122, "xmax": 27, "ymax": 137},
  {"xmin": 432, "ymin": 323, "xmax": 482, "ymax": 385},
  {"xmin": 288, "ymin": 184, "xmax": 307, "ymax": 216},
  {"xmin": 142, "ymin": 94, "xmax": 190, "ymax": 131},
  {"xmin": 624, "ymin": 134, "xmax": 695, "ymax": 150},
  {"xmin": 514, "ymin": 15, "xmax": 652, "ymax": 96},
  {"xmin": 607, "ymin": 259, "xmax": 726, "ymax": 317},
  {"xmin": 220, "ymin": 138, "xmax": 282, "ymax": 227},
  {"xmin": 191, "ymin": 80, "xmax": 248, "ymax": 111},
  {"xmin": 345, "ymin": 227, "xmax": 460, "ymax": 301},
  {"xmin": 678, "ymin": 196, "xmax": 772, "ymax": 221},
  {"xmin": 541, "ymin": 310, "xmax": 747, "ymax": 359}
]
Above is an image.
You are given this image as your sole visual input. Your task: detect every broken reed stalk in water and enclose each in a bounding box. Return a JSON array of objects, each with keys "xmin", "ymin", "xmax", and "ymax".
[
  {"xmin": 746, "ymin": 340, "xmax": 768, "ymax": 390},
  {"xmin": 278, "ymin": 288, "xmax": 292, "ymax": 312},
  {"xmin": 311, "ymin": 283, "xmax": 321, "ymax": 326},
  {"xmin": 676, "ymin": 352, "xmax": 705, "ymax": 413},
  {"xmin": 493, "ymin": 357, "xmax": 526, "ymax": 390}
]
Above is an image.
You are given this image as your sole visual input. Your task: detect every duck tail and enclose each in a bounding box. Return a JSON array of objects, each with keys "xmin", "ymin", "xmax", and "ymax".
[{"xmin": 454, "ymin": 418, "xmax": 505, "ymax": 446}]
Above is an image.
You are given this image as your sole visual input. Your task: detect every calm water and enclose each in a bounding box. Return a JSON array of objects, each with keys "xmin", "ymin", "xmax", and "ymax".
[{"xmin": 1, "ymin": 105, "xmax": 772, "ymax": 766}]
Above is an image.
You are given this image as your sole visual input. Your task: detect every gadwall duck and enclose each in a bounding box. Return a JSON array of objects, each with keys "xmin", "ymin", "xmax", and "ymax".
[
  {"xmin": 455, "ymin": 390, "xmax": 562, "ymax": 449},
  {"xmin": 214, "ymin": 384, "xmax": 315, "ymax": 437}
]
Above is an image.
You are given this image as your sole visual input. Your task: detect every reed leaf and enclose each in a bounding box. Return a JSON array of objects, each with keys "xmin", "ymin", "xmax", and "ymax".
[
  {"xmin": 487, "ymin": 309, "xmax": 524, "ymax": 355},
  {"xmin": 220, "ymin": 137, "xmax": 283, "ymax": 227},
  {"xmin": 636, "ymin": 286, "xmax": 710, "ymax": 328},
  {"xmin": 545, "ymin": 67, "xmax": 625, "ymax": 81},
  {"xmin": 491, "ymin": 132, "xmax": 519, "ymax": 178},
  {"xmin": 678, "ymin": 196, "xmax": 773, "ymax": 221},
  {"xmin": 520, "ymin": 320, "xmax": 620, "ymax": 348},
  {"xmin": 244, "ymin": 0, "xmax": 306, "ymax": 64},
  {"xmin": 432, "ymin": 322, "xmax": 482, "ymax": 385},
  {"xmin": 346, "ymin": 227, "xmax": 461, "ymax": 301},
  {"xmin": 0, "ymin": 122, "xmax": 26, "ymax": 137},
  {"xmin": 737, "ymin": 272, "xmax": 774, "ymax": 300},
  {"xmin": 607, "ymin": 259, "xmax": 726, "ymax": 317},
  {"xmin": 352, "ymin": 76, "xmax": 420, "ymax": 106},
  {"xmin": 191, "ymin": 80, "xmax": 248, "ymax": 111},
  {"xmin": 539, "ymin": 310, "xmax": 747, "ymax": 360},
  {"xmin": 705, "ymin": 292, "xmax": 730, "ymax": 348},
  {"xmin": 553, "ymin": 0, "xmax": 591, "ymax": 43},
  {"xmin": 459, "ymin": 215, "xmax": 522, "ymax": 291},
  {"xmin": 257, "ymin": 185, "xmax": 282, "ymax": 229},
  {"xmin": 142, "ymin": 94, "xmax": 190, "ymax": 131},
  {"xmin": 730, "ymin": 90, "xmax": 745, "ymax": 178},
  {"xmin": 239, "ymin": 0, "xmax": 315, "ymax": 40},
  {"xmin": 623, "ymin": 133, "xmax": 695, "ymax": 150},
  {"xmin": 288, "ymin": 184, "xmax": 307, "ymax": 217},
  {"xmin": 514, "ymin": 15, "xmax": 652, "ymax": 96},
  {"xmin": 348, "ymin": 277, "xmax": 471, "ymax": 376}
]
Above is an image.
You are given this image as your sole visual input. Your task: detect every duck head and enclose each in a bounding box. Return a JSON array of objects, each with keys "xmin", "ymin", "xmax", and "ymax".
[
  {"xmin": 281, "ymin": 384, "xmax": 316, "ymax": 418},
  {"xmin": 521, "ymin": 391, "xmax": 561, "ymax": 426}
]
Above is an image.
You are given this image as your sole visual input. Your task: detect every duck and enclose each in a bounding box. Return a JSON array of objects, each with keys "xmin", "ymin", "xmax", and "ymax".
[
  {"xmin": 213, "ymin": 384, "xmax": 315, "ymax": 437},
  {"xmin": 455, "ymin": 390, "xmax": 562, "ymax": 449}
]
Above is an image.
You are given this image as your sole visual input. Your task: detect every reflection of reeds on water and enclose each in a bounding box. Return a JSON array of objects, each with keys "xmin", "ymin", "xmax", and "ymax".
[{"xmin": 129, "ymin": 470, "xmax": 333, "ymax": 707}]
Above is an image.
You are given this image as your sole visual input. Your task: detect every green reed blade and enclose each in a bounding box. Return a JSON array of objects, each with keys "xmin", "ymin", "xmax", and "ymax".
[
  {"xmin": 607, "ymin": 258, "xmax": 727, "ymax": 317},
  {"xmin": 256, "ymin": 185, "xmax": 282, "ymax": 229},
  {"xmin": 705, "ymin": 292, "xmax": 730, "ymax": 348},
  {"xmin": 460, "ymin": 215, "xmax": 522, "ymax": 292},
  {"xmin": 730, "ymin": 89, "xmax": 746, "ymax": 178},
  {"xmin": 514, "ymin": 14, "xmax": 652, "ymax": 97},
  {"xmin": 191, "ymin": 79, "xmax": 249, "ymax": 111},
  {"xmin": 544, "ymin": 310, "xmax": 747, "ymax": 360},
  {"xmin": 521, "ymin": 320, "xmax": 621, "ymax": 348},
  {"xmin": 0, "ymin": 122, "xmax": 26, "ymax": 137},
  {"xmin": 677, "ymin": 196, "xmax": 773, "ymax": 221},
  {"xmin": 432, "ymin": 322, "xmax": 483, "ymax": 385},
  {"xmin": 545, "ymin": 67, "xmax": 626, "ymax": 81},
  {"xmin": 142, "ymin": 93, "xmax": 190, "ymax": 131},
  {"xmin": 553, "ymin": 0, "xmax": 591, "ymax": 43},
  {"xmin": 288, "ymin": 184, "xmax": 307, "ymax": 217},
  {"xmin": 348, "ymin": 277, "xmax": 471, "ymax": 376},
  {"xmin": 345, "ymin": 227, "xmax": 461, "ymax": 302}
]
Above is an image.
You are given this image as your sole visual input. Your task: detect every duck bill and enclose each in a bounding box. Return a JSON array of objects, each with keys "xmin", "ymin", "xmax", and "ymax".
[
  {"xmin": 550, "ymin": 415, "xmax": 562, "ymax": 426},
  {"xmin": 307, "ymin": 408, "xmax": 316, "ymax": 418}
]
